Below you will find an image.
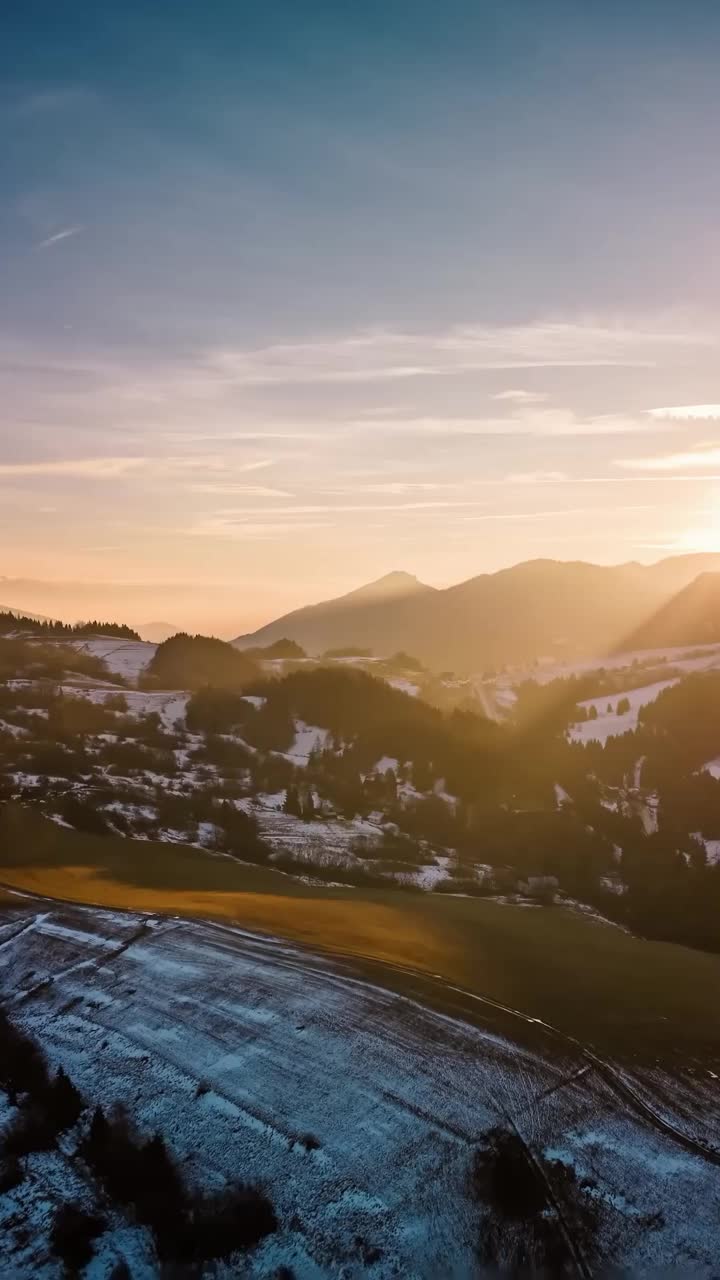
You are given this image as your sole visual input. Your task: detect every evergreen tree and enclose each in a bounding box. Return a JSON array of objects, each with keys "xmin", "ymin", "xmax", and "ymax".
[
  {"xmin": 85, "ymin": 1105, "xmax": 110, "ymax": 1161},
  {"xmin": 49, "ymin": 1067, "xmax": 83, "ymax": 1130},
  {"xmin": 283, "ymin": 785, "xmax": 302, "ymax": 817}
]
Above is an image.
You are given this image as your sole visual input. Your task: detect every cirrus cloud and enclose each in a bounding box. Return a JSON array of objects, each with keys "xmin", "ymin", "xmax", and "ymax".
[
  {"xmin": 0, "ymin": 456, "xmax": 145, "ymax": 477},
  {"xmin": 616, "ymin": 444, "xmax": 720, "ymax": 471},
  {"xmin": 647, "ymin": 404, "xmax": 720, "ymax": 420}
]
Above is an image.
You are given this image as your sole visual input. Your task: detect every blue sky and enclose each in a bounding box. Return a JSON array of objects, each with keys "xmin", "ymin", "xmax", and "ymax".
[{"xmin": 2, "ymin": 1, "xmax": 720, "ymax": 632}]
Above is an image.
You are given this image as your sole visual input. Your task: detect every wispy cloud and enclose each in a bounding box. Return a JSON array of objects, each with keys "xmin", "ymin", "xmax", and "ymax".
[
  {"xmin": 460, "ymin": 504, "xmax": 656, "ymax": 522},
  {"xmin": 163, "ymin": 456, "xmax": 275, "ymax": 475},
  {"xmin": 647, "ymin": 404, "xmax": 720, "ymax": 421},
  {"xmin": 493, "ymin": 389, "xmax": 548, "ymax": 404},
  {"xmin": 328, "ymin": 481, "xmax": 461, "ymax": 495},
  {"xmin": 504, "ymin": 471, "xmax": 569, "ymax": 484},
  {"xmin": 187, "ymin": 484, "xmax": 293, "ymax": 497},
  {"xmin": 35, "ymin": 225, "xmax": 84, "ymax": 251},
  {"xmin": 0, "ymin": 456, "xmax": 144, "ymax": 478},
  {"xmin": 211, "ymin": 501, "xmax": 479, "ymax": 516},
  {"xmin": 189, "ymin": 517, "xmax": 334, "ymax": 540},
  {"xmin": 201, "ymin": 319, "xmax": 710, "ymax": 389},
  {"xmin": 361, "ymin": 407, "xmax": 662, "ymax": 437},
  {"xmin": 617, "ymin": 444, "xmax": 720, "ymax": 471}
]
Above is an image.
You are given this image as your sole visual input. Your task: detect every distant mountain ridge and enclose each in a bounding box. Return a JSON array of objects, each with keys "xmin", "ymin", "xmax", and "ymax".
[
  {"xmin": 622, "ymin": 571, "xmax": 720, "ymax": 651},
  {"xmin": 233, "ymin": 555, "xmax": 720, "ymax": 673},
  {"xmin": 137, "ymin": 621, "xmax": 179, "ymax": 643}
]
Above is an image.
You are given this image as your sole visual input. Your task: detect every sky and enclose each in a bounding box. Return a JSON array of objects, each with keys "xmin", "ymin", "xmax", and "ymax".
[{"xmin": 2, "ymin": 0, "xmax": 720, "ymax": 636}]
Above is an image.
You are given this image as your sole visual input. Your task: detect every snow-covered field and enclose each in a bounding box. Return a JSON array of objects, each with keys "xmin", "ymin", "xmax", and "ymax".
[
  {"xmin": 69, "ymin": 637, "xmax": 157, "ymax": 683},
  {"xmin": 692, "ymin": 834, "xmax": 720, "ymax": 867},
  {"xmin": 0, "ymin": 898, "xmax": 718, "ymax": 1277},
  {"xmin": 568, "ymin": 679, "xmax": 678, "ymax": 745},
  {"xmin": 239, "ymin": 796, "xmax": 384, "ymax": 866},
  {"xmin": 490, "ymin": 643, "xmax": 720, "ymax": 742},
  {"xmin": 58, "ymin": 684, "xmax": 190, "ymax": 731},
  {"xmin": 281, "ymin": 721, "xmax": 330, "ymax": 766},
  {"xmin": 508, "ymin": 643, "xmax": 720, "ymax": 687},
  {"xmin": 386, "ymin": 676, "xmax": 420, "ymax": 697}
]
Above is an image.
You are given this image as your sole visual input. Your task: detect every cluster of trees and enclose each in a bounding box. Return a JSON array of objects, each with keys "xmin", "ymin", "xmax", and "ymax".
[
  {"xmin": 0, "ymin": 636, "xmax": 112, "ymax": 683},
  {"xmin": 0, "ymin": 1008, "xmax": 83, "ymax": 1166},
  {"xmin": 640, "ymin": 671, "xmax": 720, "ymax": 774},
  {"xmin": 0, "ymin": 1008, "xmax": 277, "ymax": 1270},
  {"xmin": 144, "ymin": 633, "xmax": 260, "ymax": 690},
  {"xmin": 0, "ymin": 611, "xmax": 139, "ymax": 640},
  {"xmin": 576, "ymin": 695, "xmax": 631, "ymax": 722},
  {"xmin": 282, "ymin": 784, "xmax": 316, "ymax": 819},
  {"xmin": 81, "ymin": 1104, "xmax": 276, "ymax": 1264},
  {"xmin": 248, "ymin": 668, "xmax": 503, "ymax": 797},
  {"xmin": 186, "ymin": 685, "xmax": 296, "ymax": 752},
  {"xmin": 513, "ymin": 673, "xmax": 644, "ymax": 734},
  {"xmin": 243, "ymin": 637, "xmax": 307, "ymax": 660}
]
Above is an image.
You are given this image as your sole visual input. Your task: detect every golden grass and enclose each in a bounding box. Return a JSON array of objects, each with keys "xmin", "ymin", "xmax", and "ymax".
[
  {"xmin": 0, "ymin": 861, "xmax": 450, "ymax": 973},
  {"xmin": 3, "ymin": 805, "xmax": 720, "ymax": 1058}
]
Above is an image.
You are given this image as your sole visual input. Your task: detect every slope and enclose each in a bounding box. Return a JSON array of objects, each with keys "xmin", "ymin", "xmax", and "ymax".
[
  {"xmin": 235, "ymin": 555, "xmax": 720, "ymax": 674},
  {"xmin": 233, "ymin": 570, "xmax": 435, "ymax": 656},
  {"xmin": 621, "ymin": 571, "xmax": 720, "ymax": 651}
]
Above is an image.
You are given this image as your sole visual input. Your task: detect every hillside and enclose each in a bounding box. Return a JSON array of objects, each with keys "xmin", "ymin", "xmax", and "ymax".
[
  {"xmin": 621, "ymin": 572, "xmax": 720, "ymax": 651},
  {"xmin": 235, "ymin": 554, "xmax": 720, "ymax": 673},
  {"xmin": 136, "ymin": 621, "xmax": 178, "ymax": 643},
  {"xmin": 233, "ymin": 570, "xmax": 435, "ymax": 657}
]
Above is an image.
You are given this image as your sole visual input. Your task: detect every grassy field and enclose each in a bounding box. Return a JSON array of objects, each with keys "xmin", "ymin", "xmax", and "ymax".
[{"xmin": 2, "ymin": 803, "xmax": 720, "ymax": 1061}]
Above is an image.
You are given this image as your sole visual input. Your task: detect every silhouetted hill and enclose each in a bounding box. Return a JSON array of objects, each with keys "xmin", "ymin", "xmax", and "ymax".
[
  {"xmin": 233, "ymin": 571, "xmax": 435, "ymax": 657},
  {"xmin": 234, "ymin": 555, "xmax": 720, "ymax": 673},
  {"xmin": 137, "ymin": 621, "xmax": 179, "ymax": 643},
  {"xmin": 621, "ymin": 571, "xmax": 720, "ymax": 651}
]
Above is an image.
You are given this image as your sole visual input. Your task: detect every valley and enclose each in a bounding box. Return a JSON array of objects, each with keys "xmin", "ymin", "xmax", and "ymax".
[{"xmin": 2, "ymin": 605, "xmax": 720, "ymax": 1273}]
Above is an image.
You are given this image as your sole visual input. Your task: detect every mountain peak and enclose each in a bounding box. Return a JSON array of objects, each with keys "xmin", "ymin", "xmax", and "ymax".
[{"xmin": 345, "ymin": 571, "xmax": 431, "ymax": 602}]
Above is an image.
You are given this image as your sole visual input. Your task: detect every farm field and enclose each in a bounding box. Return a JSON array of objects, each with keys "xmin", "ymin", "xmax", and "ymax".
[
  {"xmin": 2, "ymin": 805, "xmax": 720, "ymax": 1067},
  {"xmin": 0, "ymin": 896, "xmax": 718, "ymax": 1276}
]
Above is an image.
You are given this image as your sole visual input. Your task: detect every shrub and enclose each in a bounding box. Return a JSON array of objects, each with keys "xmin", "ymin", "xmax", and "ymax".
[
  {"xmin": 0, "ymin": 1009, "xmax": 50, "ymax": 1103},
  {"xmin": 178, "ymin": 1185, "xmax": 277, "ymax": 1262},
  {"xmin": 58, "ymin": 793, "xmax": 110, "ymax": 836},
  {"xmin": 81, "ymin": 1105, "xmax": 276, "ymax": 1263},
  {"xmin": 0, "ymin": 1155, "xmax": 23, "ymax": 1193},
  {"xmin": 470, "ymin": 1127, "xmax": 598, "ymax": 1272},
  {"xmin": 3, "ymin": 1104, "xmax": 59, "ymax": 1156},
  {"xmin": 50, "ymin": 1203, "xmax": 106, "ymax": 1271}
]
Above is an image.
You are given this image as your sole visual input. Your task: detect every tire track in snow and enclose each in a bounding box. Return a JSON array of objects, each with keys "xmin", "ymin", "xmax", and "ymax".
[
  {"xmin": 333, "ymin": 952, "xmax": 720, "ymax": 1170},
  {"xmin": 2, "ymin": 887, "xmax": 718, "ymax": 1170},
  {"xmin": 0, "ymin": 911, "xmax": 47, "ymax": 951}
]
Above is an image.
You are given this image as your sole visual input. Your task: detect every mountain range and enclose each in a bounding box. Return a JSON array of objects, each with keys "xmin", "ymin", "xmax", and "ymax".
[{"xmin": 233, "ymin": 555, "xmax": 720, "ymax": 673}]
